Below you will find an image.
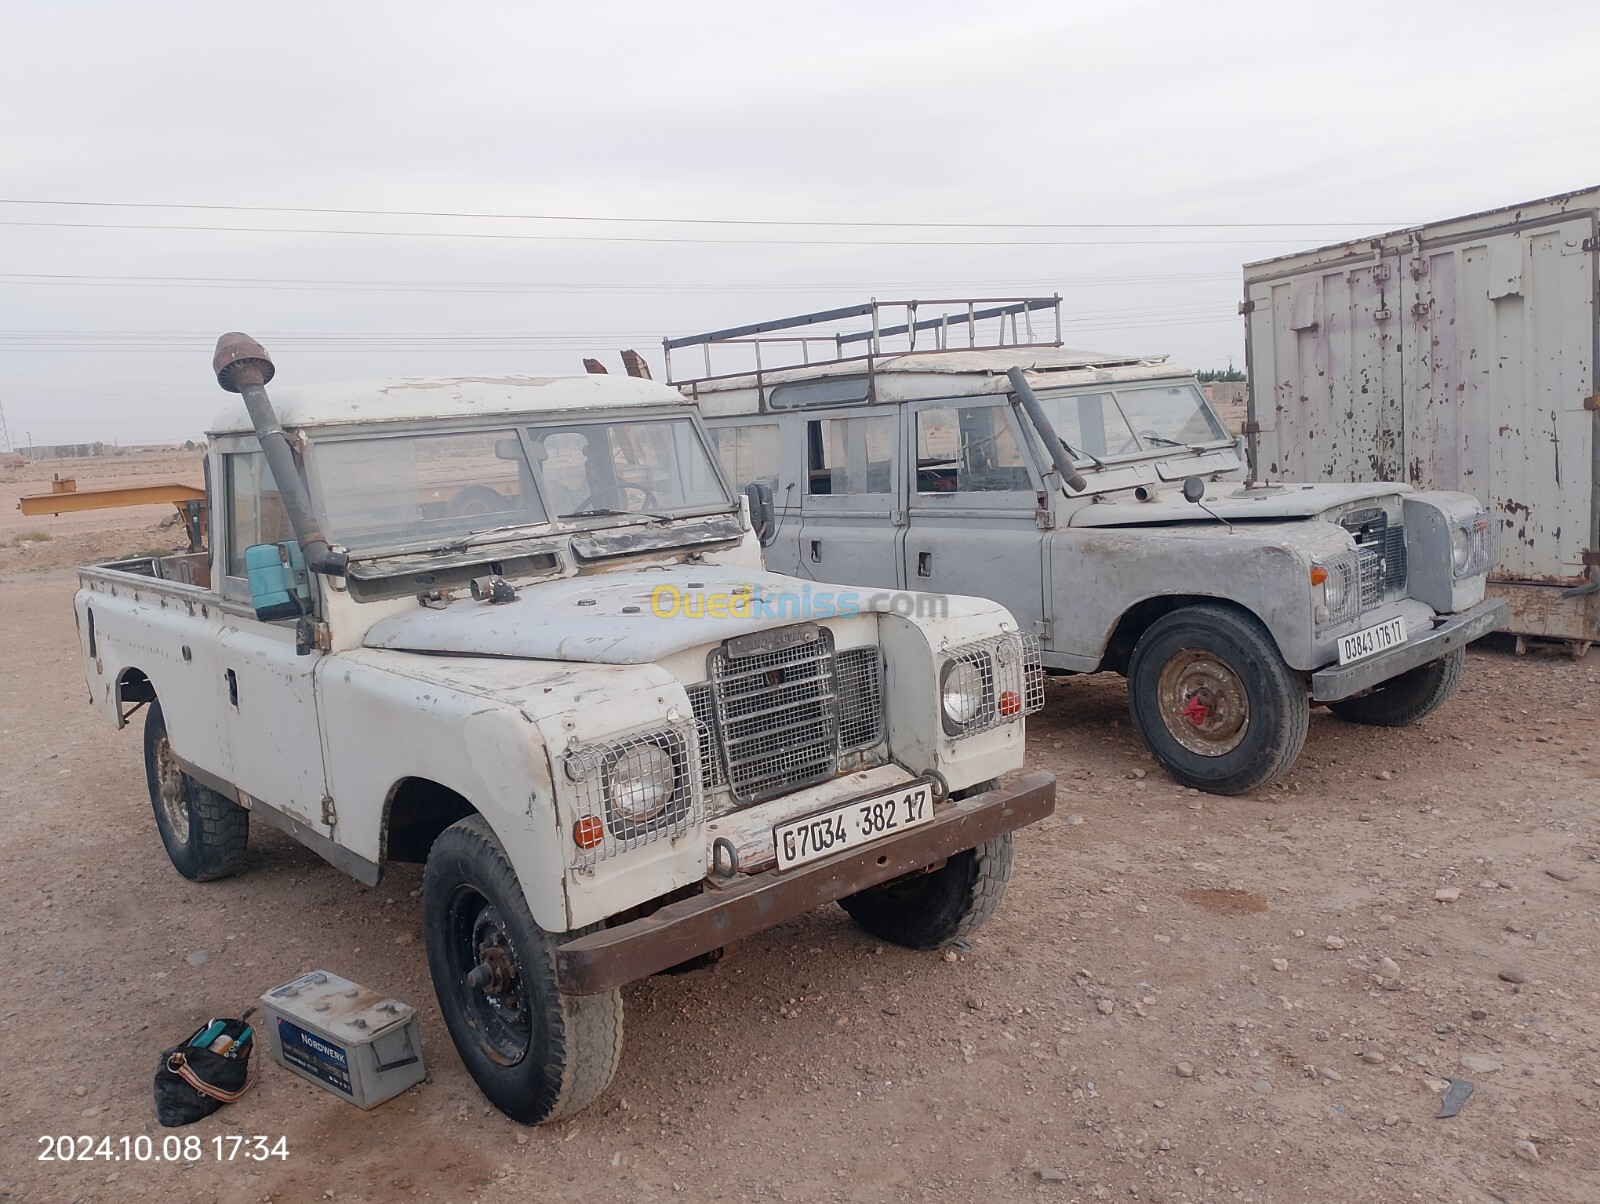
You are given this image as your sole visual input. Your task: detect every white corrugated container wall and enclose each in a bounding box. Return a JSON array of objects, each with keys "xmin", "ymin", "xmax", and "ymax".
[{"xmin": 1242, "ymin": 189, "xmax": 1600, "ymax": 647}]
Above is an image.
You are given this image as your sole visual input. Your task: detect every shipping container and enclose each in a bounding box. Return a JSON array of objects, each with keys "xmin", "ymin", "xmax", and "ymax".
[{"xmin": 1242, "ymin": 188, "xmax": 1600, "ymax": 653}]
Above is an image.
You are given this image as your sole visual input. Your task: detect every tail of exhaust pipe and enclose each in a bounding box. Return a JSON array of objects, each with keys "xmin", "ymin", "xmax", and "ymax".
[{"xmin": 213, "ymin": 333, "xmax": 347, "ymax": 576}]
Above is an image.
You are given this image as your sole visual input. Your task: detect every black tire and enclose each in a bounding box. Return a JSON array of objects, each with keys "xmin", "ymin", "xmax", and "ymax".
[
  {"xmin": 143, "ymin": 701, "xmax": 249, "ymax": 881},
  {"xmin": 838, "ymin": 829, "xmax": 1015, "ymax": 950},
  {"xmin": 1127, "ymin": 603, "xmax": 1309, "ymax": 796},
  {"xmin": 423, "ymin": 815, "xmax": 622, "ymax": 1125},
  {"xmin": 1329, "ymin": 648, "xmax": 1464, "ymax": 727}
]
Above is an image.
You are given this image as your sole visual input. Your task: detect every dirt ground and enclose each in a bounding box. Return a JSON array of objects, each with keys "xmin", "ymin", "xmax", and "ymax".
[{"xmin": 1, "ymin": 454, "xmax": 1597, "ymax": 1204}]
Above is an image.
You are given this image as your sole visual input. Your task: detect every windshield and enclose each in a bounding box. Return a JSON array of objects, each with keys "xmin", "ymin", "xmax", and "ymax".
[
  {"xmin": 1114, "ymin": 384, "xmax": 1228, "ymax": 448},
  {"xmin": 1034, "ymin": 382, "xmax": 1227, "ymax": 463},
  {"xmin": 526, "ymin": 418, "xmax": 726, "ymax": 518},
  {"xmin": 309, "ymin": 416, "xmax": 729, "ymax": 552}
]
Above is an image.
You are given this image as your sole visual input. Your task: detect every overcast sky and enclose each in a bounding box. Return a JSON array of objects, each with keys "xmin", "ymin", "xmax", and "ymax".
[{"xmin": 2, "ymin": 0, "xmax": 1597, "ymax": 446}]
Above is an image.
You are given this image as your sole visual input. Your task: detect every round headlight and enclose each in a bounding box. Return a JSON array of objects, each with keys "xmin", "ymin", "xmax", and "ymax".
[
  {"xmin": 1321, "ymin": 562, "xmax": 1348, "ymax": 613},
  {"xmin": 610, "ymin": 743, "xmax": 675, "ymax": 824},
  {"xmin": 941, "ymin": 659, "xmax": 985, "ymax": 728},
  {"xmin": 1450, "ymin": 527, "xmax": 1470, "ymax": 573}
]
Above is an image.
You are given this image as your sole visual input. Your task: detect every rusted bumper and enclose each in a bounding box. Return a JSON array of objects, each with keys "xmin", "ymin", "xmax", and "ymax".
[
  {"xmin": 1310, "ymin": 597, "xmax": 1508, "ymax": 702},
  {"xmin": 555, "ymin": 771, "xmax": 1056, "ymax": 996}
]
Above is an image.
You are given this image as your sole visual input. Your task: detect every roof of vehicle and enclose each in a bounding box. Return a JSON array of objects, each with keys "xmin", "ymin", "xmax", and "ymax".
[
  {"xmin": 684, "ymin": 346, "xmax": 1195, "ymax": 412},
  {"xmin": 208, "ymin": 373, "xmax": 693, "ymax": 435}
]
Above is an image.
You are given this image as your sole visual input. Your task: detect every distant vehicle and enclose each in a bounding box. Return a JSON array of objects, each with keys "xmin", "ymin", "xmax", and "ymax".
[
  {"xmin": 74, "ymin": 334, "xmax": 1054, "ymax": 1125},
  {"xmin": 672, "ymin": 297, "xmax": 1506, "ymax": 795},
  {"xmin": 1242, "ymin": 186, "xmax": 1600, "ymax": 656}
]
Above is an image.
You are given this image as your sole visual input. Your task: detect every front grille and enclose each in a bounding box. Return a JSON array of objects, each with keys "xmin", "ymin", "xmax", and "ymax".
[
  {"xmin": 835, "ymin": 646, "xmax": 884, "ymax": 750},
  {"xmin": 686, "ymin": 683, "xmax": 723, "ymax": 791},
  {"xmin": 1340, "ymin": 507, "xmax": 1405, "ymax": 609},
  {"xmin": 1384, "ymin": 523, "xmax": 1407, "ymax": 593},
  {"xmin": 708, "ymin": 627, "xmax": 840, "ymax": 803}
]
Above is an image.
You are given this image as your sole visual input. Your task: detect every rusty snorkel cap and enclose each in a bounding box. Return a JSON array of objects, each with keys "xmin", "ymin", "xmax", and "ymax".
[{"xmin": 213, "ymin": 332, "xmax": 348, "ymax": 576}]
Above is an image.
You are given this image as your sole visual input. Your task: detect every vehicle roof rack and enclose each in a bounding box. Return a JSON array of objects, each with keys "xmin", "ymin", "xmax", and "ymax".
[{"xmin": 664, "ymin": 296, "xmax": 1062, "ymax": 398}]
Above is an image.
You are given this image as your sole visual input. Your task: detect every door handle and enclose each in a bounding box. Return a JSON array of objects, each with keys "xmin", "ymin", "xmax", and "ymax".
[
  {"xmin": 917, "ymin": 551, "xmax": 932, "ymax": 577},
  {"xmin": 810, "ymin": 540, "xmax": 822, "ymax": 562},
  {"xmin": 225, "ymin": 668, "xmax": 238, "ymax": 708}
]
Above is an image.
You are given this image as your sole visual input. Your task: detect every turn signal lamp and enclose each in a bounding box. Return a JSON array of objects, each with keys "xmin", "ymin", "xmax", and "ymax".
[
  {"xmin": 999, "ymin": 690, "xmax": 1022, "ymax": 717},
  {"xmin": 573, "ymin": 816, "xmax": 605, "ymax": 849},
  {"xmin": 1310, "ymin": 566, "xmax": 1328, "ymax": 586}
]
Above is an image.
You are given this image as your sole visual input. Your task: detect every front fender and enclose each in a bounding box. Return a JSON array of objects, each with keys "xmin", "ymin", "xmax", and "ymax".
[
  {"xmin": 319, "ymin": 651, "xmax": 568, "ymax": 931},
  {"xmin": 1050, "ymin": 523, "xmax": 1351, "ymax": 672}
]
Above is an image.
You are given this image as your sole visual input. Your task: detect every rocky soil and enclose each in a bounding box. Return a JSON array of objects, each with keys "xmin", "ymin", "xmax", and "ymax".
[{"xmin": 1, "ymin": 455, "xmax": 1596, "ymax": 1204}]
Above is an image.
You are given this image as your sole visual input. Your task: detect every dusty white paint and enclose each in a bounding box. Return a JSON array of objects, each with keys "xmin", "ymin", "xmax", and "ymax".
[{"xmin": 75, "ymin": 391, "xmax": 1037, "ymax": 934}]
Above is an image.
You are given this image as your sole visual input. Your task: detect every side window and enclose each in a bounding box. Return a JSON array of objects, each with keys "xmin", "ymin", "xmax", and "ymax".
[
  {"xmin": 709, "ymin": 423, "xmax": 780, "ymax": 492},
  {"xmin": 806, "ymin": 416, "xmax": 895, "ymax": 496},
  {"xmin": 915, "ymin": 405, "xmax": 1032, "ymax": 493},
  {"xmin": 224, "ymin": 451, "xmax": 295, "ymax": 578}
]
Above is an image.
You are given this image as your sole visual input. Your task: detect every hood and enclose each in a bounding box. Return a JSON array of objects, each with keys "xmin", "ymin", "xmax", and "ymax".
[
  {"xmin": 363, "ymin": 566, "xmax": 874, "ymax": 665},
  {"xmin": 1069, "ymin": 481, "xmax": 1409, "ymax": 528}
]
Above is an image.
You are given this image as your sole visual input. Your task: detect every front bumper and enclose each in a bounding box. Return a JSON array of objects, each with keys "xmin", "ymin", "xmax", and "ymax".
[
  {"xmin": 555, "ymin": 770, "xmax": 1056, "ymax": 995},
  {"xmin": 1310, "ymin": 597, "xmax": 1508, "ymax": 702}
]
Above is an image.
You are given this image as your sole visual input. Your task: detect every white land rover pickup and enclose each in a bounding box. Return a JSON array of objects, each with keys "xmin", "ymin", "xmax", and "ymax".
[{"xmin": 73, "ymin": 334, "xmax": 1054, "ymax": 1124}]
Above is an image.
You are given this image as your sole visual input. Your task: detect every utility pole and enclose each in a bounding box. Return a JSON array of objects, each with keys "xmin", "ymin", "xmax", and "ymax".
[{"xmin": 0, "ymin": 394, "xmax": 11, "ymax": 454}]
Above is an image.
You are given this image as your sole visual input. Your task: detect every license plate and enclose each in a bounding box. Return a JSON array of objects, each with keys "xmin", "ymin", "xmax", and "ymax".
[
  {"xmin": 1336, "ymin": 615, "xmax": 1408, "ymax": 665},
  {"xmin": 773, "ymin": 782, "xmax": 935, "ymax": 871}
]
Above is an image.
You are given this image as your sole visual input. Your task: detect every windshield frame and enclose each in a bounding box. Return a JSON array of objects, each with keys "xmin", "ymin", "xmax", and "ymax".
[
  {"xmin": 1031, "ymin": 379, "xmax": 1234, "ymax": 470},
  {"xmin": 303, "ymin": 408, "xmax": 738, "ymax": 559}
]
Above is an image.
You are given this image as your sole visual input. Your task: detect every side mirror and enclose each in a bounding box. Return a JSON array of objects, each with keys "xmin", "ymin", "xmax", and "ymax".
[
  {"xmin": 1182, "ymin": 476, "xmax": 1207, "ymax": 504},
  {"xmin": 244, "ymin": 541, "xmax": 311, "ymax": 621},
  {"xmin": 742, "ymin": 481, "xmax": 776, "ymax": 546}
]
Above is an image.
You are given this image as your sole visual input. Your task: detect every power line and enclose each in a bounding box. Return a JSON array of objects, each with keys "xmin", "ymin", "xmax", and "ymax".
[
  {"xmin": 0, "ymin": 318, "xmax": 1240, "ymax": 354},
  {"xmin": 0, "ymin": 270, "xmax": 1238, "ymax": 295},
  {"xmin": 0, "ymin": 197, "xmax": 1405, "ymax": 231},
  {"xmin": 0, "ymin": 302, "xmax": 1228, "ymax": 339},
  {"xmin": 0, "ymin": 218, "xmax": 1340, "ymax": 248}
]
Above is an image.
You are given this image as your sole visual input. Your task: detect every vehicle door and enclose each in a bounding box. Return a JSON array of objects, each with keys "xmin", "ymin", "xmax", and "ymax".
[
  {"xmin": 705, "ymin": 417, "xmax": 805, "ymax": 576},
  {"xmin": 795, "ymin": 408, "xmax": 904, "ymax": 590},
  {"xmin": 212, "ymin": 443, "xmax": 332, "ymax": 833},
  {"xmin": 902, "ymin": 399, "xmax": 1050, "ymax": 639}
]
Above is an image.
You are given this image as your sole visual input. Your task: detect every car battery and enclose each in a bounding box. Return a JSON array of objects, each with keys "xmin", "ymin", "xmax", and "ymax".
[{"xmin": 259, "ymin": 970, "xmax": 425, "ymax": 1109}]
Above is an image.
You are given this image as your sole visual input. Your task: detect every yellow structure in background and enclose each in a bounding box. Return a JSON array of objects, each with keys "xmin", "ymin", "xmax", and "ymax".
[{"xmin": 18, "ymin": 477, "xmax": 208, "ymax": 548}]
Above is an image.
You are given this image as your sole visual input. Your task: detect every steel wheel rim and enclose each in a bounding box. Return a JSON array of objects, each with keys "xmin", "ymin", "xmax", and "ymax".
[
  {"xmin": 1156, "ymin": 648, "xmax": 1249, "ymax": 756},
  {"xmin": 154, "ymin": 735, "xmax": 191, "ymax": 844},
  {"xmin": 447, "ymin": 889, "xmax": 532, "ymax": 1066}
]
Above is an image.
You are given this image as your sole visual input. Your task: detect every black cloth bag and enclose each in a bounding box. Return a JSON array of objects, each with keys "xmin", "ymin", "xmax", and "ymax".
[{"xmin": 153, "ymin": 1015, "xmax": 258, "ymax": 1127}]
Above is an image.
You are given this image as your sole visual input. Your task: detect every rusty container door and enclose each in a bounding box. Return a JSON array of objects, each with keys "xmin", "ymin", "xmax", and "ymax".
[
  {"xmin": 1245, "ymin": 249, "xmax": 1407, "ymax": 483},
  {"xmin": 1399, "ymin": 217, "xmax": 1595, "ymax": 588},
  {"xmin": 1245, "ymin": 195, "xmax": 1599, "ymax": 643}
]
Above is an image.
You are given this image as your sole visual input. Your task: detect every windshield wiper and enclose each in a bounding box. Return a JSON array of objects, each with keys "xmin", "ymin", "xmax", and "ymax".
[
  {"xmin": 1140, "ymin": 433, "xmax": 1187, "ymax": 448},
  {"xmin": 442, "ymin": 523, "xmax": 549, "ymax": 552},
  {"xmin": 561, "ymin": 507, "xmax": 674, "ymax": 522},
  {"xmin": 1061, "ymin": 437, "xmax": 1105, "ymax": 470}
]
